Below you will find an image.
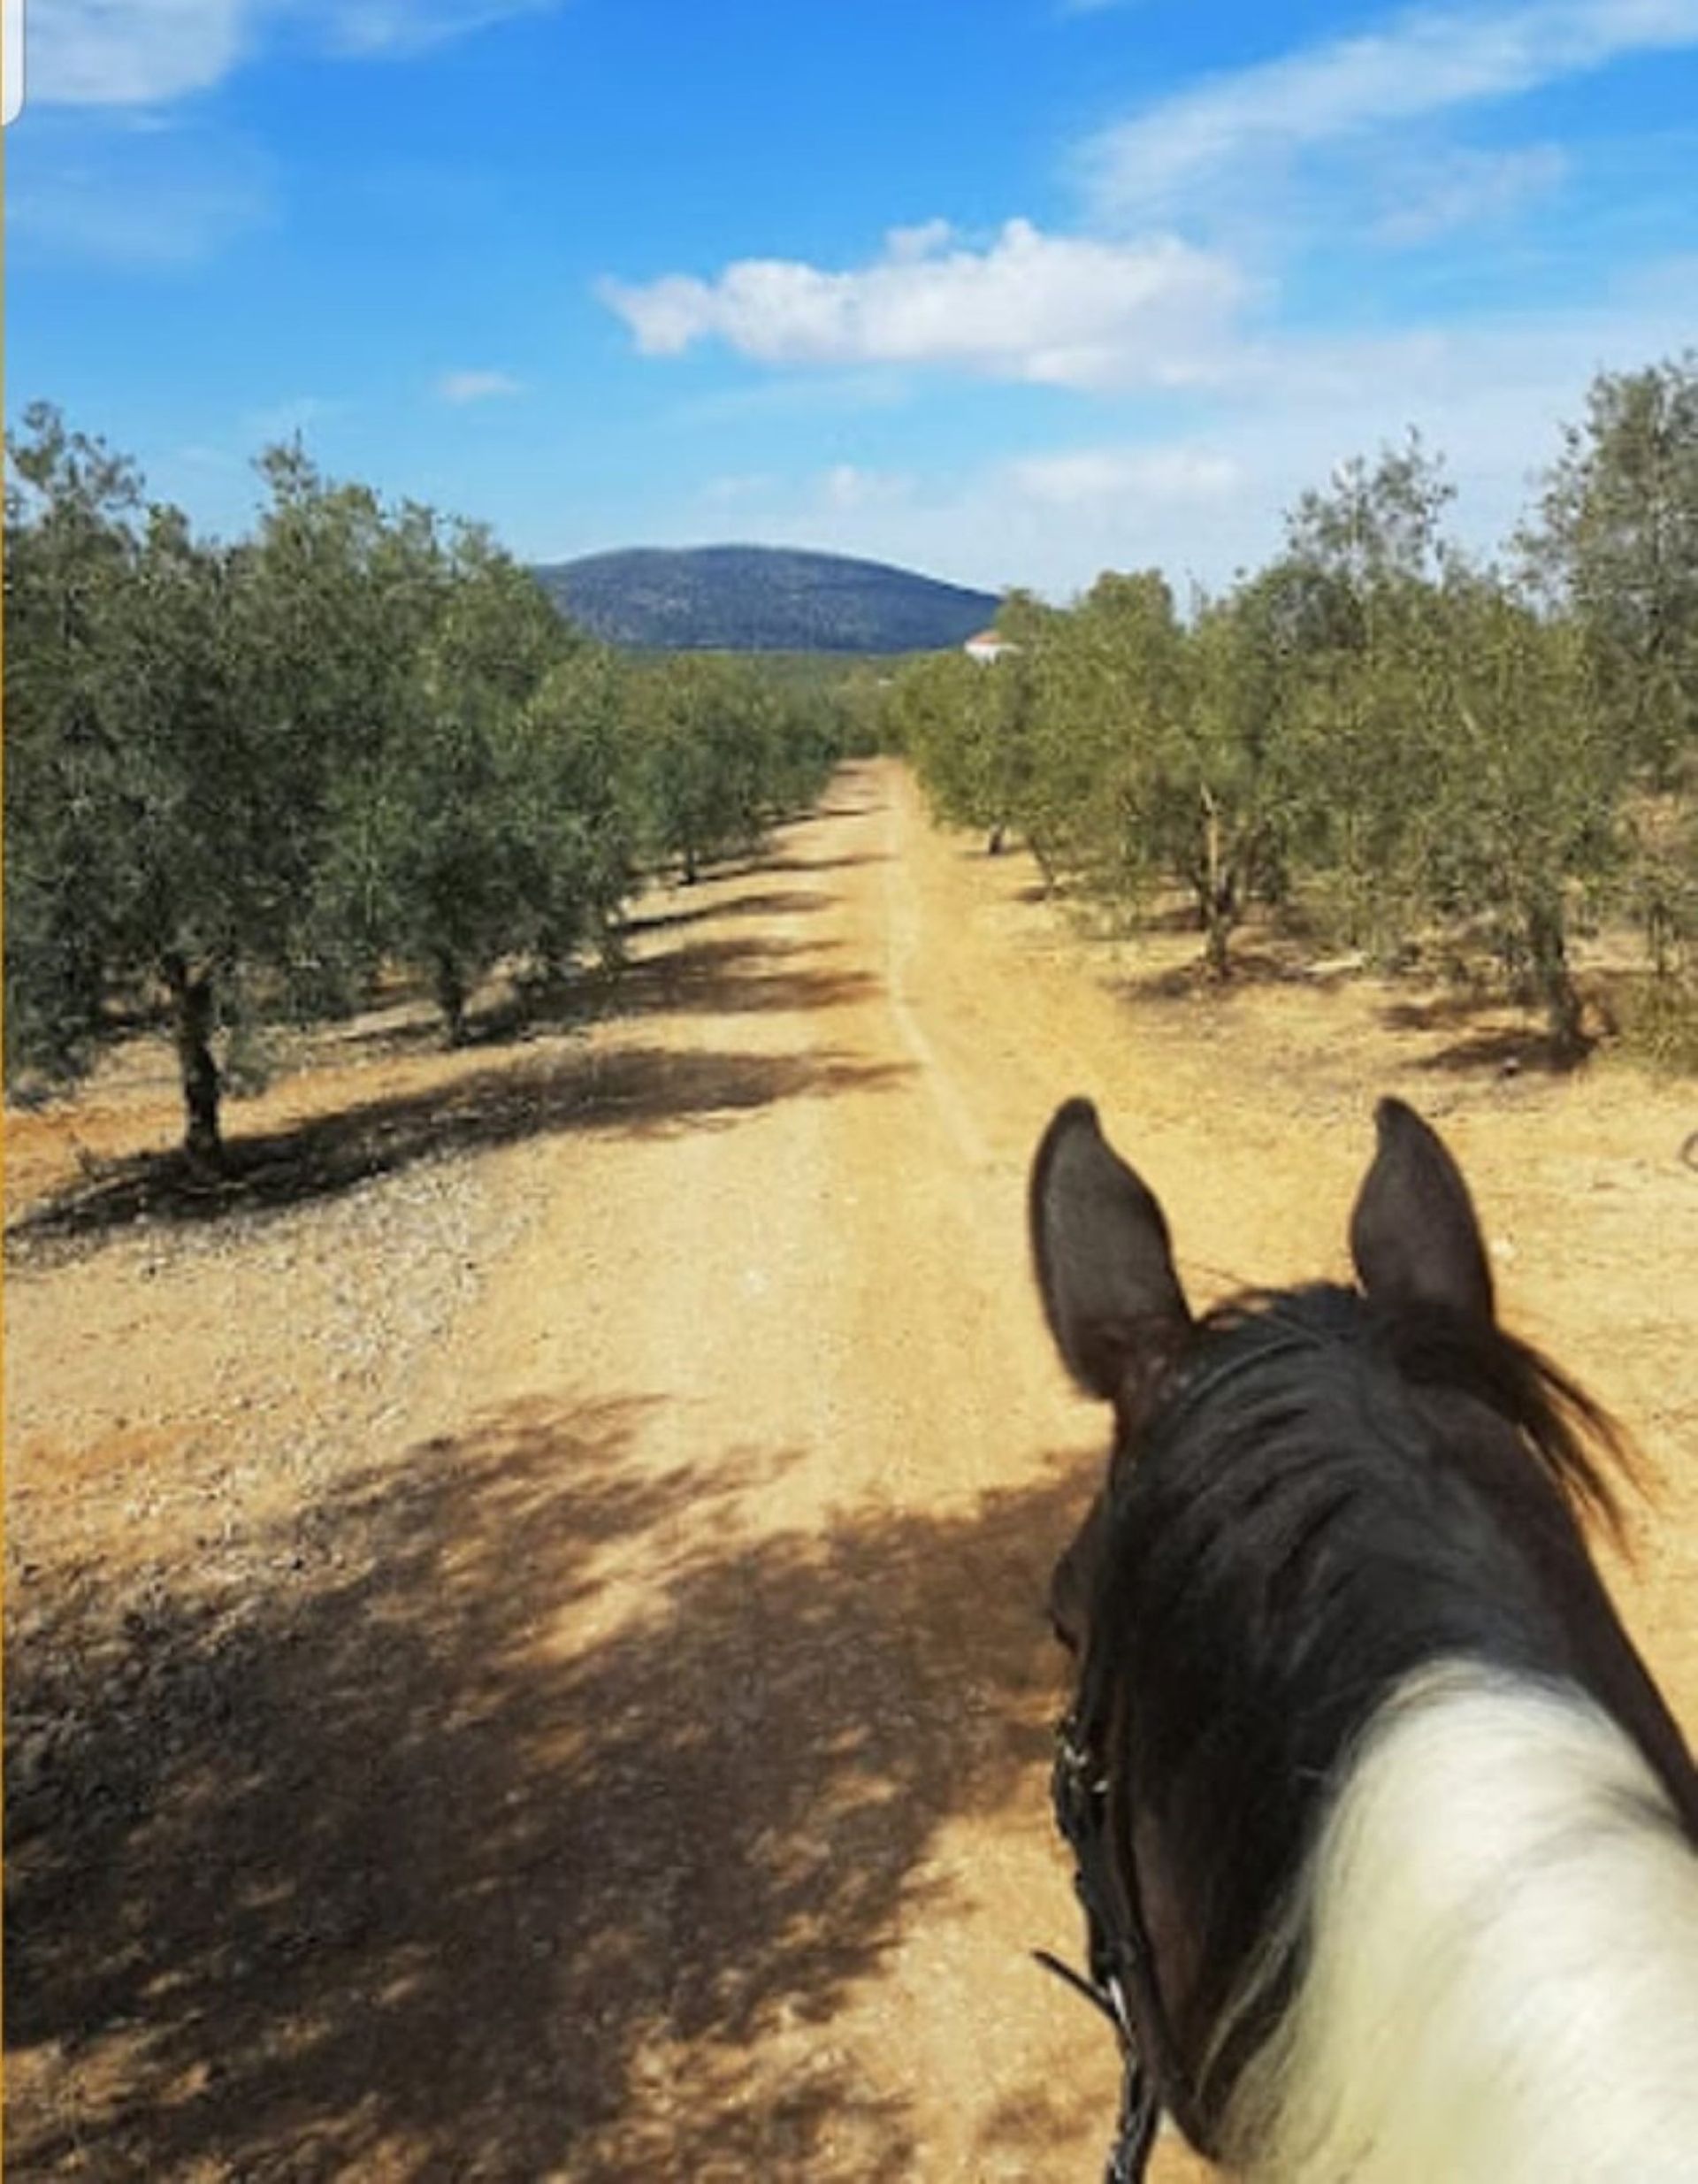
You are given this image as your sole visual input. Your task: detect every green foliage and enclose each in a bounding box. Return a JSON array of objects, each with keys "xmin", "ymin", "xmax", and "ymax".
[
  {"xmin": 626, "ymin": 654, "xmax": 828, "ymax": 884},
  {"xmin": 1033, "ymin": 571, "xmax": 1189, "ymax": 898},
  {"xmin": 822, "ymin": 663, "xmax": 892, "ymax": 758},
  {"xmin": 4, "ymin": 405, "xmax": 147, "ymax": 1080},
  {"xmin": 900, "ymin": 411, "xmax": 1683, "ymax": 1041},
  {"xmin": 1522, "ymin": 355, "xmax": 1698, "ymax": 786},
  {"xmin": 5, "ymin": 410, "xmax": 854, "ymax": 1133},
  {"xmin": 1173, "ymin": 578, "xmax": 1305, "ymax": 971},
  {"xmin": 1284, "ymin": 431, "xmax": 1456, "ymax": 598},
  {"xmin": 1619, "ymin": 794, "xmax": 1698, "ymax": 982},
  {"xmin": 1417, "ymin": 574, "xmax": 1622, "ymax": 1052},
  {"xmin": 1273, "ymin": 447, "xmax": 1460, "ymax": 953},
  {"xmin": 11, "ymin": 364, "xmax": 1698, "ymax": 1107},
  {"xmin": 889, "ymin": 651, "xmax": 1007, "ymax": 841},
  {"xmin": 306, "ymin": 525, "xmax": 608, "ymax": 1038}
]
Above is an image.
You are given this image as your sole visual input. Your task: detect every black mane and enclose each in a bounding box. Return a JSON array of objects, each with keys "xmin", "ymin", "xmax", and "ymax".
[{"xmin": 1076, "ymin": 1282, "xmax": 1688, "ymax": 2138}]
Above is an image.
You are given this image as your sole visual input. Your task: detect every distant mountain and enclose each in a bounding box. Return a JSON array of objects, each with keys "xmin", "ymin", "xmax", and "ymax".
[{"xmin": 531, "ymin": 545, "xmax": 1000, "ymax": 655}]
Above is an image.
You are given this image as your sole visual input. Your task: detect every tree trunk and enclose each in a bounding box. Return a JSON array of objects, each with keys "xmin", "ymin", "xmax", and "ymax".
[
  {"xmin": 987, "ymin": 824, "xmax": 1006, "ymax": 856},
  {"xmin": 164, "ymin": 953, "xmax": 223, "ymax": 1170},
  {"xmin": 1203, "ymin": 894, "xmax": 1235, "ymax": 981},
  {"xmin": 1191, "ymin": 872, "xmax": 1236, "ymax": 979},
  {"xmin": 433, "ymin": 951, "xmax": 468, "ymax": 1047},
  {"xmin": 1196, "ymin": 788, "xmax": 1235, "ymax": 980},
  {"xmin": 1527, "ymin": 895, "xmax": 1587, "ymax": 1062}
]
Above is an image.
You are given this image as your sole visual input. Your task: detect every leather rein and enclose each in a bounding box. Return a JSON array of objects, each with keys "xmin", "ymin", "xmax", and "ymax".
[{"xmin": 1034, "ymin": 1706, "xmax": 1163, "ymax": 2183}]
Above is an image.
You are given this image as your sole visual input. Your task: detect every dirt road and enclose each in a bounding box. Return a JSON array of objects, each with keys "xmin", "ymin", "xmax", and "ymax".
[{"xmin": 7, "ymin": 759, "xmax": 1695, "ymax": 2180}]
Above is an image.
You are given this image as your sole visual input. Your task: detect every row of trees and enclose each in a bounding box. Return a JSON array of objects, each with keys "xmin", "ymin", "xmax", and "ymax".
[
  {"xmin": 4, "ymin": 406, "xmax": 854, "ymax": 1161},
  {"xmin": 891, "ymin": 357, "xmax": 1698, "ymax": 1059}
]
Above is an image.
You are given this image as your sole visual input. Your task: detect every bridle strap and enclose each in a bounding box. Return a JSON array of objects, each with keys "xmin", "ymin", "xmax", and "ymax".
[{"xmin": 1036, "ymin": 1713, "xmax": 1164, "ymax": 2184}]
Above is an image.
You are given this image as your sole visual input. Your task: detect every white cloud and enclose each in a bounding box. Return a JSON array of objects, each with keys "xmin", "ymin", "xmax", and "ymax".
[
  {"xmin": 1009, "ymin": 447, "xmax": 1242, "ymax": 506},
  {"xmin": 821, "ymin": 464, "xmax": 913, "ymax": 511},
  {"xmin": 883, "ymin": 218, "xmax": 955, "ymax": 263},
  {"xmin": 811, "ymin": 444, "xmax": 1255, "ymax": 597},
  {"xmin": 303, "ymin": 0, "xmax": 557, "ymax": 58},
  {"xmin": 435, "ymin": 368, "xmax": 525, "ymax": 403},
  {"xmin": 29, "ymin": 0, "xmax": 560, "ymax": 107},
  {"xmin": 1083, "ymin": 0, "xmax": 1698, "ymax": 217},
  {"xmin": 30, "ymin": 1, "xmax": 248, "ymax": 107},
  {"xmin": 599, "ymin": 218, "xmax": 1246, "ymax": 390},
  {"xmin": 1373, "ymin": 143, "xmax": 1568, "ymax": 243},
  {"xmin": 7, "ymin": 115, "xmax": 277, "ymax": 266},
  {"xmin": 634, "ymin": 263, "xmax": 1695, "ymax": 602}
]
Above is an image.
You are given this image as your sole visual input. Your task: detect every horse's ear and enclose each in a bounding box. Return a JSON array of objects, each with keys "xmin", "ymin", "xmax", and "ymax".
[
  {"xmin": 1350, "ymin": 1097, "xmax": 1495, "ymax": 1323},
  {"xmin": 1030, "ymin": 1099, "xmax": 1192, "ymax": 1406}
]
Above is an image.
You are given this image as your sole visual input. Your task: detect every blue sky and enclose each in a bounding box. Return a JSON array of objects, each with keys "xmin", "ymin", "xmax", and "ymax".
[{"xmin": 6, "ymin": 0, "xmax": 1696, "ymax": 600}]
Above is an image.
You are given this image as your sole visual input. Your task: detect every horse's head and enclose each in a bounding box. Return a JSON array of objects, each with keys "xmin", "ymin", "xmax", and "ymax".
[
  {"xmin": 1029, "ymin": 1098, "xmax": 1694, "ymax": 2184},
  {"xmin": 1031, "ymin": 1094, "xmax": 1498, "ymax": 1656}
]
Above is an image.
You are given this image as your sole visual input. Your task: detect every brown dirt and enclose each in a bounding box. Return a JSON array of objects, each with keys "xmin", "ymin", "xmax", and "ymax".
[{"xmin": 6, "ymin": 757, "xmax": 1695, "ymax": 2182}]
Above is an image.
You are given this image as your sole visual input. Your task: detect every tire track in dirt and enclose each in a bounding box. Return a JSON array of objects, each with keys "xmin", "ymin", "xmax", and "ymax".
[{"xmin": 876, "ymin": 791, "xmax": 994, "ymax": 1176}]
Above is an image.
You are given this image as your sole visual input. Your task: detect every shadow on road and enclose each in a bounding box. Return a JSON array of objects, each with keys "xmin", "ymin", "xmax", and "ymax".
[
  {"xmin": 1113, "ymin": 947, "xmax": 1315, "ymax": 1005},
  {"xmin": 765, "ymin": 849, "xmax": 891, "ymax": 876},
  {"xmin": 587, "ymin": 935, "xmax": 882, "ymax": 1024},
  {"xmin": 1380, "ymin": 992, "xmax": 1575, "ymax": 1076},
  {"xmin": 7, "ymin": 1042, "xmax": 912, "ymax": 1256},
  {"xmin": 6, "ymin": 1399, "xmax": 1090, "ymax": 2180},
  {"xmin": 623, "ymin": 886, "xmax": 835, "ymax": 939}
]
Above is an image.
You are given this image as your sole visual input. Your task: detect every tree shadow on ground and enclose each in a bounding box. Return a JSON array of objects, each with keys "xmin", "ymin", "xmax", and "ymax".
[
  {"xmin": 1381, "ymin": 993, "xmax": 1577, "ymax": 1077},
  {"xmin": 6, "ymin": 1399, "xmax": 1090, "ymax": 2181},
  {"xmin": 1414, "ymin": 1028, "xmax": 1577, "ymax": 1076},
  {"xmin": 1114, "ymin": 947, "xmax": 1315, "ymax": 1005},
  {"xmin": 802, "ymin": 790, "xmax": 884, "ymax": 824},
  {"xmin": 581, "ymin": 936, "xmax": 881, "ymax": 1025},
  {"xmin": 623, "ymin": 888, "xmax": 835, "ymax": 940},
  {"xmin": 7, "ymin": 1043, "xmax": 912, "ymax": 1256},
  {"xmin": 1381, "ymin": 991, "xmax": 1511, "ymax": 1037},
  {"xmin": 759, "ymin": 850, "xmax": 891, "ymax": 877},
  {"xmin": 287, "ymin": 891, "xmax": 845, "ymax": 1063}
]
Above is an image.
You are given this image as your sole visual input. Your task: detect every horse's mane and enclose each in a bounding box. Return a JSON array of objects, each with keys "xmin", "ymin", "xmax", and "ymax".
[{"xmin": 1183, "ymin": 1284, "xmax": 1637, "ymax": 1547}]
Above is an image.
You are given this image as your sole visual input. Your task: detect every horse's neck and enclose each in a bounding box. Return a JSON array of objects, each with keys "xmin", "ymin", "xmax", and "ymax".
[{"xmin": 1222, "ymin": 1663, "xmax": 1698, "ymax": 2184}]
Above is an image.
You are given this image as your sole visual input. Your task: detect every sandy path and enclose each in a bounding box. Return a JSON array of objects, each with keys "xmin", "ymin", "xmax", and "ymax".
[{"xmin": 6, "ymin": 758, "xmax": 1694, "ymax": 2181}]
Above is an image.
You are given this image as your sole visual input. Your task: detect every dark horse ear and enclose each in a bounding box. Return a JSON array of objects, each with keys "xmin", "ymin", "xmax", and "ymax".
[
  {"xmin": 1350, "ymin": 1097, "xmax": 1495, "ymax": 1323},
  {"xmin": 1030, "ymin": 1099, "xmax": 1192, "ymax": 1406}
]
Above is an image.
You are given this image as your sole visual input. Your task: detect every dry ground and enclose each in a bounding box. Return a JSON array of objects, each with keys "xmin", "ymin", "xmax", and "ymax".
[{"xmin": 6, "ymin": 757, "xmax": 1696, "ymax": 2181}]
